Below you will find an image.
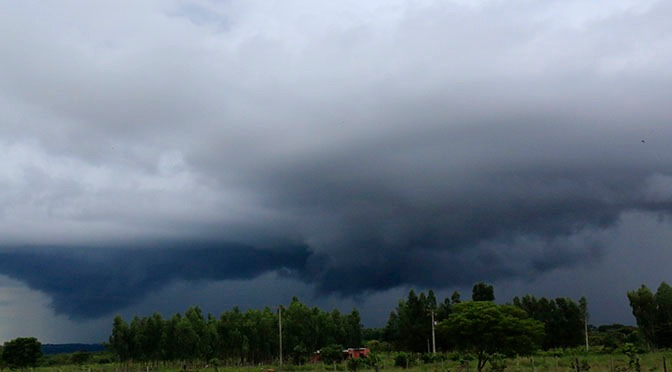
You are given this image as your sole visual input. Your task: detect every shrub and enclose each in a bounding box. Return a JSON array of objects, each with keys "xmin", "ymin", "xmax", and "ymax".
[
  {"xmin": 321, "ymin": 344, "xmax": 345, "ymax": 364},
  {"xmin": 347, "ymin": 357, "xmax": 367, "ymax": 372},
  {"xmin": 488, "ymin": 354, "xmax": 507, "ymax": 372},
  {"xmin": 394, "ymin": 352, "xmax": 415, "ymax": 368}
]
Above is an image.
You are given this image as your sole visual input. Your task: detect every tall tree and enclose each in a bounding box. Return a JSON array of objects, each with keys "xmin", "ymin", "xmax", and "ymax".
[
  {"xmin": 345, "ymin": 309, "xmax": 363, "ymax": 347},
  {"xmin": 654, "ymin": 282, "xmax": 672, "ymax": 348},
  {"xmin": 628, "ymin": 284, "xmax": 657, "ymax": 349},
  {"xmin": 438, "ymin": 302, "xmax": 543, "ymax": 372},
  {"xmin": 451, "ymin": 291, "xmax": 462, "ymax": 304},
  {"xmin": 472, "ymin": 282, "xmax": 495, "ymax": 302},
  {"xmin": 579, "ymin": 297, "xmax": 589, "ymax": 351},
  {"xmin": 384, "ymin": 290, "xmax": 434, "ymax": 352},
  {"xmin": 513, "ymin": 295, "xmax": 584, "ymax": 349},
  {"xmin": 109, "ymin": 315, "xmax": 131, "ymax": 362}
]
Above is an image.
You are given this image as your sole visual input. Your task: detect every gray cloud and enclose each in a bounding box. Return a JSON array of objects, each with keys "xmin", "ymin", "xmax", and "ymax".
[{"xmin": 0, "ymin": 0, "xmax": 672, "ymax": 331}]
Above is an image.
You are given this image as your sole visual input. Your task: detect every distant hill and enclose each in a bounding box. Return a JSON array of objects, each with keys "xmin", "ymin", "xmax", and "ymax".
[{"xmin": 41, "ymin": 343, "xmax": 106, "ymax": 355}]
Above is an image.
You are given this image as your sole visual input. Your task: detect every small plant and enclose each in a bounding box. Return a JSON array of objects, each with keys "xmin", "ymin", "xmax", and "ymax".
[
  {"xmin": 422, "ymin": 353, "xmax": 445, "ymax": 364},
  {"xmin": 571, "ymin": 358, "xmax": 591, "ymax": 372},
  {"xmin": 488, "ymin": 353, "xmax": 507, "ymax": 372},
  {"xmin": 394, "ymin": 352, "xmax": 415, "ymax": 368},
  {"xmin": 622, "ymin": 343, "xmax": 642, "ymax": 372},
  {"xmin": 347, "ymin": 357, "xmax": 367, "ymax": 372},
  {"xmin": 364, "ymin": 353, "xmax": 381, "ymax": 368}
]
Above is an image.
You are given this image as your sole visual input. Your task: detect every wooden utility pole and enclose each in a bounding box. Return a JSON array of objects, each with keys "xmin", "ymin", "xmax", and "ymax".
[{"xmin": 431, "ymin": 310, "xmax": 436, "ymax": 353}]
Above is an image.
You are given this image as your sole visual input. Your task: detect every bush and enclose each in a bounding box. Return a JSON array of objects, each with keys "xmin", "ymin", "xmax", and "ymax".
[
  {"xmin": 70, "ymin": 351, "xmax": 92, "ymax": 365},
  {"xmin": 571, "ymin": 358, "xmax": 591, "ymax": 372},
  {"xmin": 488, "ymin": 354, "xmax": 507, "ymax": 372},
  {"xmin": 347, "ymin": 357, "xmax": 368, "ymax": 372},
  {"xmin": 421, "ymin": 353, "xmax": 447, "ymax": 364},
  {"xmin": 321, "ymin": 344, "xmax": 345, "ymax": 364},
  {"xmin": 363, "ymin": 353, "xmax": 381, "ymax": 368},
  {"xmin": 1, "ymin": 337, "xmax": 42, "ymax": 369},
  {"xmin": 394, "ymin": 352, "xmax": 415, "ymax": 368}
]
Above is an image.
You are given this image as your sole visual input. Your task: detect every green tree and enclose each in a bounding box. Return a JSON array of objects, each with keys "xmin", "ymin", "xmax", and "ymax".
[
  {"xmin": 109, "ymin": 315, "xmax": 131, "ymax": 362},
  {"xmin": 1, "ymin": 337, "xmax": 43, "ymax": 369},
  {"xmin": 654, "ymin": 282, "xmax": 672, "ymax": 348},
  {"xmin": 438, "ymin": 301, "xmax": 544, "ymax": 372},
  {"xmin": 384, "ymin": 290, "xmax": 437, "ymax": 352},
  {"xmin": 283, "ymin": 297, "xmax": 312, "ymax": 363},
  {"xmin": 513, "ymin": 295, "xmax": 584, "ymax": 349},
  {"xmin": 320, "ymin": 344, "xmax": 344, "ymax": 364},
  {"xmin": 628, "ymin": 285, "xmax": 657, "ymax": 349},
  {"xmin": 344, "ymin": 309, "xmax": 363, "ymax": 347},
  {"xmin": 471, "ymin": 282, "xmax": 495, "ymax": 301},
  {"xmin": 145, "ymin": 312, "xmax": 165, "ymax": 362},
  {"xmin": 175, "ymin": 316, "xmax": 199, "ymax": 361},
  {"xmin": 579, "ymin": 297, "xmax": 589, "ymax": 351}
]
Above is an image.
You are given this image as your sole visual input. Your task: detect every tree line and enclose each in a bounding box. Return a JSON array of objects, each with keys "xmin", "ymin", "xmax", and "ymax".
[
  {"xmin": 382, "ymin": 283, "xmax": 588, "ymax": 353},
  {"xmin": 108, "ymin": 297, "xmax": 362, "ymax": 365},
  {"xmin": 102, "ymin": 280, "xmax": 672, "ymax": 369}
]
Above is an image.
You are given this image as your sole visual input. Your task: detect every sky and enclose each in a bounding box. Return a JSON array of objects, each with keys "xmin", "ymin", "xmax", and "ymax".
[{"xmin": 1, "ymin": 0, "xmax": 672, "ymax": 343}]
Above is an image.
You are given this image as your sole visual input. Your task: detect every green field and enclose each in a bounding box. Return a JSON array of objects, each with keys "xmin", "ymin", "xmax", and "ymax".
[{"xmin": 26, "ymin": 351, "xmax": 672, "ymax": 372}]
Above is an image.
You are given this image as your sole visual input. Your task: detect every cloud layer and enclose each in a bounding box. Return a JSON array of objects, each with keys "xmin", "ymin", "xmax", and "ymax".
[{"xmin": 1, "ymin": 0, "xmax": 672, "ymax": 321}]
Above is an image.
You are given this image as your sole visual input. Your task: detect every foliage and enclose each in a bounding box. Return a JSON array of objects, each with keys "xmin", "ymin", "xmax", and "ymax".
[
  {"xmin": 628, "ymin": 282, "xmax": 672, "ymax": 349},
  {"xmin": 571, "ymin": 358, "xmax": 591, "ymax": 372},
  {"xmin": 421, "ymin": 352, "xmax": 446, "ymax": 364},
  {"xmin": 488, "ymin": 353, "xmax": 508, "ymax": 372},
  {"xmin": 590, "ymin": 324, "xmax": 640, "ymax": 352},
  {"xmin": 320, "ymin": 344, "xmax": 344, "ymax": 364},
  {"xmin": 622, "ymin": 342, "xmax": 643, "ymax": 372},
  {"xmin": 472, "ymin": 282, "xmax": 495, "ymax": 302},
  {"xmin": 363, "ymin": 352, "xmax": 381, "ymax": 368},
  {"xmin": 1, "ymin": 337, "xmax": 43, "ymax": 369},
  {"xmin": 512, "ymin": 294, "xmax": 585, "ymax": 349},
  {"xmin": 364, "ymin": 339, "xmax": 394, "ymax": 353},
  {"xmin": 438, "ymin": 301, "xmax": 544, "ymax": 372},
  {"xmin": 346, "ymin": 357, "xmax": 369, "ymax": 371},
  {"xmin": 384, "ymin": 289, "xmax": 437, "ymax": 352},
  {"xmin": 394, "ymin": 352, "xmax": 415, "ymax": 368},
  {"xmin": 108, "ymin": 298, "xmax": 363, "ymax": 365},
  {"xmin": 70, "ymin": 351, "xmax": 92, "ymax": 365}
]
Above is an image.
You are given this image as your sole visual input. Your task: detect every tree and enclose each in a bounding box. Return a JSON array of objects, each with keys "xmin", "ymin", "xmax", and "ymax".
[
  {"xmin": 628, "ymin": 285, "xmax": 657, "ymax": 349},
  {"xmin": 1, "ymin": 337, "xmax": 43, "ymax": 369},
  {"xmin": 512, "ymin": 295, "xmax": 584, "ymax": 349},
  {"xmin": 471, "ymin": 282, "xmax": 495, "ymax": 302},
  {"xmin": 450, "ymin": 291, "xmax": 461, "ymax": 304},
  {"xmin": 654, "ymin": 282, "xmax": 672, "ymax": 348},
  {"xmin": 344, "ymin": 309, "xmax": 363, "ymax": 347},
  {"xmin": 174, "ymin": 317, "xmax": 200, "ymax": 361},
  {"xmin": 109, "ymin": 315, "xmax": 131, "ymax": 362},
  {"xmin": 579, "ymin": 297, "xmax": 589, "ymax": 351},
  {"xmin": 320, "ymin": 344, "xmax": 344, "ymax": 364},
  {"xmin": 384, "ymin": 290, "xmax": 434, "ymax": 352},
  {"xmin": 438, "ymin": 302, "xmax": 544, "ymax": 372}
]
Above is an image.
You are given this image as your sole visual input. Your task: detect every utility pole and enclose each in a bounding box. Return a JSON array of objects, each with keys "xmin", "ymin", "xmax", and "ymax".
[
  {"xmin": 431, "ymin": 310, "xmax": 436, "ymax": 354},
  {"xmin": 278, "ymin": 305, "xmax": 283, "ymax": 369}
]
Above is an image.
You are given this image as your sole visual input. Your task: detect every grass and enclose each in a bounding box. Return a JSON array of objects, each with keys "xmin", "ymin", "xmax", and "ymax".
[{"xmin": 24, "ymin": 351, "xmax": 672, "ymax": 372}]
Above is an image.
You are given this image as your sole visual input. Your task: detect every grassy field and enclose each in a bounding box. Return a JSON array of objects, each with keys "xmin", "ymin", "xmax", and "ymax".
[{"xmin": 27, "ymin": 351, "xmax": 672, "ymax": 372}]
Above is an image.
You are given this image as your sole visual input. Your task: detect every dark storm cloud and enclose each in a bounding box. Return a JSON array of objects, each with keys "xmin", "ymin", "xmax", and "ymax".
[
  {"xmin": 1, "ymin": 0, "xmax": 672, "ymax": 327},
  {"xmin": 0, "ymin": 243, "xmax": 309, "ymax": 318}
]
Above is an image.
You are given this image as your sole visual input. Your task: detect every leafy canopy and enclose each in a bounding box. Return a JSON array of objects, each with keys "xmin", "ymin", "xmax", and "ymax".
[
  {"xmin": 438, "ymin": 301, "xmax": 544, "ymax": 372},
  {"xmin": 1, "ymin": 337, "xmax": 43, "ymax": 369}
]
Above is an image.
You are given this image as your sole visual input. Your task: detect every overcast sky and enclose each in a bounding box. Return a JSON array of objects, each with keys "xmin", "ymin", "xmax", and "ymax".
[{"xmin": 2, "ymin": 0, "xmax": 672, "ymax": 343}]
